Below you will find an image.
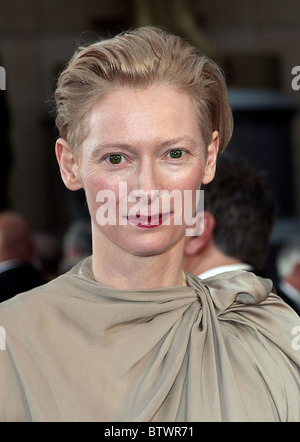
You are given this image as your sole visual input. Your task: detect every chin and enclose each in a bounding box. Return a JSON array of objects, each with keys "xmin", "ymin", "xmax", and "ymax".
[{"xmin": 123, "ymin": 231, "xmax": 185, "ymax": 257}]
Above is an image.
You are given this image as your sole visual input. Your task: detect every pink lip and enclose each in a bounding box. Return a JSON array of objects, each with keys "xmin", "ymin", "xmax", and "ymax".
[{"xmin": 127, "ymin": 213, "xmax": 171, "ymax": 228}]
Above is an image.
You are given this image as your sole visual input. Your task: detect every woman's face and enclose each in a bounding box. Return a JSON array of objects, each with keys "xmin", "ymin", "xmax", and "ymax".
[{"xmin": 59, "ymin": 85, "xmax": 219, "ymax": 258}]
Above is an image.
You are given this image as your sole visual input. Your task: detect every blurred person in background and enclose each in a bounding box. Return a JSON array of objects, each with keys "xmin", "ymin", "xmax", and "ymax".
[
  {"xmin": 183, "ymin": 155, "xmax": 277, "ymax": 279},
  {"xmin": 60, "ymin": 218, "xmax": 92, "ymax": 273},
  {"xmin": 0, "ymin": 211, "xmax": 45, "ymax": 302},
  {"xmin": 33, "ymin": 232, "xmax": 62, "ymax": 282},
  {"xmin": 276, "ymin": 234, "xmax": 300, "ymax": 315}
]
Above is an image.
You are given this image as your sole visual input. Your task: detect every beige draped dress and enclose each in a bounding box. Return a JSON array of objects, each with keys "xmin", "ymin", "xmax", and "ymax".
[{"xmin": 0, "ymin": 257, "xmax": 299, "ymax": 422}]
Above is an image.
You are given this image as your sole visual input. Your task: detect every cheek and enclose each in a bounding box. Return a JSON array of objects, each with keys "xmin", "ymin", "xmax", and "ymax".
[
  {"xmin": 166, "ymin": 149, "xmax": 206, "ymax": 192},
  {"xmin": 164, "ymin": 168, "xmax": 203, "ymax": 224},
  {"xmin": 82, "ymin": 166, "xmax": 118, "ymax": 198},
  {"xmin": 80, "ymin": 169, "xmax": 120, "ymax": 222},
  {"xmin": 171, "ymin": 166, "xmax": 204, "ymax": 193}
]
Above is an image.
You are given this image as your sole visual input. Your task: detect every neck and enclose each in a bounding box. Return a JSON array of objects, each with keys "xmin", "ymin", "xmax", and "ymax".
[{"xmin": 92, "ymin": 229, "xmax": 187, "ymax": 290}]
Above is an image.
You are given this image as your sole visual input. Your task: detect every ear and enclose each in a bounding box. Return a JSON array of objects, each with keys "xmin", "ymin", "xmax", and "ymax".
[
  {"xmin": 202, "ymin": 130, "xmax": 219, "ymax": 185},
  {"xmin": 55, "ymin": 138, "xmax": 83, "ymax": 191},
  {"xmin": 184, "ymin": 212, "xmax": 215, "ymax": 256}
]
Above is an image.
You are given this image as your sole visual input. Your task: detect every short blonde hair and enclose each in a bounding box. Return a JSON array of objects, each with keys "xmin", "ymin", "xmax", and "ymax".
[{"xmin": 55, "ymin": 26, "xmax": 233, "ymax": 157}]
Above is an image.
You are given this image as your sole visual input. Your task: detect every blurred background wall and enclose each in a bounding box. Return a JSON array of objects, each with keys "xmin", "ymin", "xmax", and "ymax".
[{"xmin": 0, "ymin": 0, "xmax": 299, "ymax": 249}]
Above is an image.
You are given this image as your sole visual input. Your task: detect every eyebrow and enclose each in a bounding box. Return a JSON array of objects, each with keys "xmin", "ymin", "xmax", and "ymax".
[
  {"xmin": 91, "ymin": 136, "xmax": 198, "ymax": 157},
  {"xmin": 159, "ymin": 136, "xmax": 198, "ymax": 149}
]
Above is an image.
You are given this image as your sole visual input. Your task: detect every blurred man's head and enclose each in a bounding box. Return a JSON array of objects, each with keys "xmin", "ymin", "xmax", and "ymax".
[
  {"xmin": 184, "ymin": 155, "xmax": 277, "ymax": 277},
  {"xmin": 0, "ymin": 211, "xmax": 35, "ymax": 264},
  {"xmin": 276, "ymin": 234, "xmax": 300, "ymax": 292}
]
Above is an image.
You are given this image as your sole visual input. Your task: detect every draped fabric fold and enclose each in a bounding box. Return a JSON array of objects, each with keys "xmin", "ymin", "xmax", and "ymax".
[{"xmin": 0, "ymin": 257, "xmax": 299, "ymax": 422}]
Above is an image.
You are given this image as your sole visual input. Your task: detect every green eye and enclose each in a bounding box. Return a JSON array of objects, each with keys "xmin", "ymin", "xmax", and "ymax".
[
  {"xmin": 108, "ymin": 154, "xmax": 123, "ymax": 164},
  {"xmin": 169, "ymin": 149, "xmax": 183, "ymax": 159}
]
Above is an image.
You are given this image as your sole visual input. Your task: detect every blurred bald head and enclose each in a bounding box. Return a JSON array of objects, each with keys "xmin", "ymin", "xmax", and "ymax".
[{"xmin": 0, "ymin": 211, "xmax": 35, "ymax": 263}]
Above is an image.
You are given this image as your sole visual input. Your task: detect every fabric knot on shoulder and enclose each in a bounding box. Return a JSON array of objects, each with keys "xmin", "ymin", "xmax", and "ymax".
[{"xmin": 187, "ymin": 270, "xmax": 274, "ymax": 316}]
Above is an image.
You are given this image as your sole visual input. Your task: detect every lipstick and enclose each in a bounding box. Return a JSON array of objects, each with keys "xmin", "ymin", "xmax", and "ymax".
[{"xmin": 127, "ymin": 213, "xmax": 171, "ymax": 228}]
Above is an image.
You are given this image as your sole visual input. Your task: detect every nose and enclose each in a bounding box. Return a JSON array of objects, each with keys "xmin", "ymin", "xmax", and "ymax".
[{"xmin": 130, "ymin": 158, "xmax": 160, "ymax": 205}]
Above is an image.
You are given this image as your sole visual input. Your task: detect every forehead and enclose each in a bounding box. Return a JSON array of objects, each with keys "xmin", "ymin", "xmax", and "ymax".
[{"xmin": 86, "ymin": 85, "xmax": 202, "ymax": 146}]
